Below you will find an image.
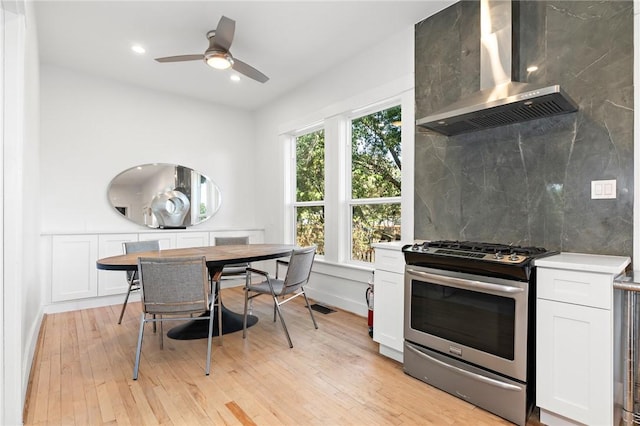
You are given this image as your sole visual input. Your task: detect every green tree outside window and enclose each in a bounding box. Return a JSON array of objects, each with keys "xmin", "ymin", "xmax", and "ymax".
[
  {"xmin": 295, "ymin": 129, "xmax": 325, "ymax": 254},
  {"xmin": 351, "ymin": 106, "xmax": 402, "ymax": 262}
]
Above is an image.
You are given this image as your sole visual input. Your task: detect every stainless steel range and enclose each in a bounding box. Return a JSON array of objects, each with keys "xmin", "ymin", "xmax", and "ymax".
[{"xmin": 403, "ymin": 240, "xmax": 557, "ymax": 426}]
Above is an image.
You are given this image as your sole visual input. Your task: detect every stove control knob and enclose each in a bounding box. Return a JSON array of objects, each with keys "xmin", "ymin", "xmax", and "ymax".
[
  {"xmin": 510, "ymin": 252, "xmax": 519, "ymax": 261},
  {"xmin": 494, "ymin": 251, "xmax": 503, "ymax": 260}
]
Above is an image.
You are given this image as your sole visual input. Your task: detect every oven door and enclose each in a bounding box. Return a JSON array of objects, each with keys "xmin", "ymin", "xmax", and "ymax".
[{"xmin": 404, "ymin": 265, "xmax": 529, "ymax": 381}]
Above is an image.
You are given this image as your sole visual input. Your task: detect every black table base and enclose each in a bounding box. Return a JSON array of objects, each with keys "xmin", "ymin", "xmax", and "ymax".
[{"xmin": 167, "ymin": 304, "xmax": 258, "ymax": 340}]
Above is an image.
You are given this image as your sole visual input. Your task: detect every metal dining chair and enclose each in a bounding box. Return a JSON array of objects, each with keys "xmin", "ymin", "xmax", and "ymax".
[
  {"xmin": 214, "ymin": 236, "xmax": 251, "ymax": 279},
  {"xmin": 211, "ymin": 236, "xmax": 252, "ymax": 341},
  {"xmin": 118, "ymin": 240, "xmax": 160, "ymax": 325},
  {"xmin": 242, "ymin": 245, "xmax": 318, "ymax": 348},
  {"xmin": 133, "ymin": 256, "xmax": 216, "ymax": 380}
]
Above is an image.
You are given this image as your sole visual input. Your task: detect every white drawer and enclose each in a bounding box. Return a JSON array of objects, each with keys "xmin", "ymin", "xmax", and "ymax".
[
  {"xmin": 374, "ymin": 247, "xmax": 405, "ymax": 274},
  {"xmin": 537, "ymin": 267, "xmax": 612, "ymax": 309}
]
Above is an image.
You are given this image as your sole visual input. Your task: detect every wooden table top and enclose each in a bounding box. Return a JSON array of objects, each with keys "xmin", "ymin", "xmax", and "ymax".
[{"xmin": 96, "ymin": 243, "xmax": 297, "ymax": 271}]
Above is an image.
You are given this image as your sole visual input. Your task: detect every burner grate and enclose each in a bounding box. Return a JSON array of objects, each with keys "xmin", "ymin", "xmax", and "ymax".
[
  {"xmin": 403, "ymin": 241, "xmax": 556, "ymax": 283},
  {"xmin": 427, "ymin": 240, "xmax": 548, "ymax": 256}
]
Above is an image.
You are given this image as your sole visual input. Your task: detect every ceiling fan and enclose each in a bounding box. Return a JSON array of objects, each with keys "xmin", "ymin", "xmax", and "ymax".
[{"xmin": 155, "ymin": 16, "xmax": 269, "ymax": 83}]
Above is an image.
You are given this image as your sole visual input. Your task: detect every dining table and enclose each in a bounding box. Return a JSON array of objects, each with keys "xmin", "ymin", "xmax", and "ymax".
[{"xmin": 96, "ymin": 243, "xmax": 296, "ymax": 340}]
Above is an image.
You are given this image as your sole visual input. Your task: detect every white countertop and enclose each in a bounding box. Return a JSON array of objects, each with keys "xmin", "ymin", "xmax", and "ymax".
[
  {"xmin": 534, "ymin": 252, "xmax": 630, "ymax": 274},
  {"xmin": 371, "ymin": 241, "xmax": 410, "ymax": 251}
]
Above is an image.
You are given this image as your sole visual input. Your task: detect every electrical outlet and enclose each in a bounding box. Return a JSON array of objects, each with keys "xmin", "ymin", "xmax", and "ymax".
[{"xmin": 591, "ymin": 179, "xmax": 616, "ymax": 199}]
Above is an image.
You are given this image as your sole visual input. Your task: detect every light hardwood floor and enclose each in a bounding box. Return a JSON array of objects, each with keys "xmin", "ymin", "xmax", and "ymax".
[{"xmin": 24, "ymin": 286, "xmax": 541, "ymax": 425}]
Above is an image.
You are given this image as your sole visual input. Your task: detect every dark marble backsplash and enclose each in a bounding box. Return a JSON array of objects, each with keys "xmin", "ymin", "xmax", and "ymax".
[{"xmin": 414, "ymin": 0, "xmax": 633, "ymax": 256}]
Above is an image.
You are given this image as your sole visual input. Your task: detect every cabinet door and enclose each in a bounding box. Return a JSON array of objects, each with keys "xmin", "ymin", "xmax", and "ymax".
[
  {"xmin": 537, "ymin": 299, "xmax": 612, "ymax": 425},
  {"xmin": 97, "ymin": 234, "xmax": 138, "ymax": 296},
  {"xmin": 52, "ymin": 235, "xmax": 98, "ymax": 302},
  {"xmin": 176, "ymin": 232, "xmax": 209, "ymax": 248},
  {"xmin": 373, "ymin": 269, "xmax": 404, "ymax": 353}
]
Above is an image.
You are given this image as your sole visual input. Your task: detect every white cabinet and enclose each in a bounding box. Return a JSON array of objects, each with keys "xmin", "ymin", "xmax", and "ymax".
[
  {"xmin": 48, "ymin": 229, "xmax": 264, "ymax": 308},
  {"xmin": 51, "ymin": 235, "xmax": 98, "ymax": 302},
  {"xmin": 535, "ymin": 253, "xmax": 630, "ymax": 426},
  {"xmin": 97, "ymin": 233, "xmax": 138, "ymax": 296},
  {"xmin": 372, "ymin": 242, "xmax": 406, "ymax": 362},
  {"xmin": 537, "ymin": 298, "xmax": 611, "ymax": 425},
  {"xmin": 176, "ymin": 232, "xmax": 209, "ymax": 248}
]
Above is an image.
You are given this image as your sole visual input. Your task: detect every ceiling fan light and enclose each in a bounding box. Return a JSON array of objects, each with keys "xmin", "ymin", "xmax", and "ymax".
[{"xmin": 206, "ymin": 52, "xmax": 233, "ymax": 70}]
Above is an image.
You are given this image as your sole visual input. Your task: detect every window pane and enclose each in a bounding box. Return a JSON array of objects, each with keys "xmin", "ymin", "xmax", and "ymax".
[
  {"xmin": 351, "ymin": 203, "xmax": 401, "ymax": 262},
  {"xmin": 351, "ymin": 106, "xmax": 401, "ymax": 199},
  {"xmin": 296, "ymin": 129, "xmax": 325, "ymax": 202},
  {"xmin": 296, "ymin": 206, "xmax": 325, "ymax": 255}
]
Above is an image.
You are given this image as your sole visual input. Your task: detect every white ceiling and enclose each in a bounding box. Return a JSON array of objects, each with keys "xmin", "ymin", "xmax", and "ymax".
[{"xmin": 33, "ymin": 0, "xmax": 455, "ymax": 111}]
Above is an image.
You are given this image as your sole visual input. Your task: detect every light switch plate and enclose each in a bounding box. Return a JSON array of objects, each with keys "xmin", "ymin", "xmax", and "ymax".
[{"xmin": 591, "ymin": 179, "xmax": 616, "ymax": 199}]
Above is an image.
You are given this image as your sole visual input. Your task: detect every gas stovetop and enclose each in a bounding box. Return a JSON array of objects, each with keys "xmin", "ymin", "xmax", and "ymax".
[
  {"xmin": 403, "ymin": 240, "xmax": 558, "ymax": 282},
  {"xmin": 405, "ymin": 240, "xmax": 550, "ymax": 265}
]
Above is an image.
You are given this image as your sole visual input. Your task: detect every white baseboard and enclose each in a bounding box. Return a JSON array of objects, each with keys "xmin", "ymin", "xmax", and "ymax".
[
  {"xmin": 44, "ymin": 293, "xmax": 139, "ymax": 314},
  {"xmin": 305, "ymin": 287, "xmax": 367, "ymax": 317},
  {"xmin": 22, "ymin": 304, "xmax": 45, "ymax": 417}
]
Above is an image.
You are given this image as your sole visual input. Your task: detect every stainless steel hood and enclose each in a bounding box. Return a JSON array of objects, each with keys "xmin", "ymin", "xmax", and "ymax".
[{"xmin": 416, "ymin": 0, "xmax": 578, "ymax": 137}]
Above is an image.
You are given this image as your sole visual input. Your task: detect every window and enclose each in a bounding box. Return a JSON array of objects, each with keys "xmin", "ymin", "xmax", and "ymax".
[
  {"xmin": 286, "ymin": 94, "xmax": 409, "ymax": 266},
  {"xmin": 349, "ymin": 105, "xmax": 402, "ymax": 262},
  {"xmin": 293, "ymin": 128, "xmax": 325, "ymax": 255}
]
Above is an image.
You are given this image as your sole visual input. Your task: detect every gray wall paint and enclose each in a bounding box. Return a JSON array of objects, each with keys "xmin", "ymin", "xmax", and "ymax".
[{"xmin": 414, "ymin": 0, "xmax": 633, "ymax": 256}]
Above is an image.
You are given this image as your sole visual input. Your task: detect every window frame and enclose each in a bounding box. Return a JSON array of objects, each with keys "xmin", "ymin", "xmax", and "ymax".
[
  {"xmin": 282, "ymin": 87, "xmax": 414, "ymax": 267},
  {"xmin": 345, "ymin": 101, "xmax": 402, "ymax": 265},
  {"xmin": 289, "ymin": 124, "xmax": 326, "ymax": 257}
]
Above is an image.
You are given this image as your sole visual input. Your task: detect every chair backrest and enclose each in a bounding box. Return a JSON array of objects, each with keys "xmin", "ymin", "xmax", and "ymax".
[
  {"xmin": 137, "ymin": 256, "xmax": 209, "ymax": 315},
  {"xmin": 283, "ymin": 246, "xmax": 316, "ymax": 292},
  {"xmin": 124, "ymin": 240, "xmax": 160, "ymax": 281},
  {"xmin": 124, "ymin": 240, "xmax": 160, "ymax": 254},
  {"xmin": 214, "ymin": 236, "xmax": 249, "ymax": 246},
  {"xmin": 215, "ymin": 236, "xmax": 250, "ymax": 271}
]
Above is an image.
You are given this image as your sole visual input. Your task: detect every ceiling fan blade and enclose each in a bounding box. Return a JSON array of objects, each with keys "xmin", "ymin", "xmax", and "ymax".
[
  {"xmin": 155, "ymin": 54, "xmax": 204, "ymax": 63},
  {"xmin": 232, "ymin": 58, "xmax": 269, "ymax": 83},
  {"xmin": 212, "ymin": 16, "xmax": 235, "ymax": 51}
]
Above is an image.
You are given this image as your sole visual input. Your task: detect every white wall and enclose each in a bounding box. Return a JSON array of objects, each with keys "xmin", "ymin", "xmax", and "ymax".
[
  {"xmin": 21, "ymin": 0, "xmax": 42, "ymax": 411},
  {"xmin": 253, "ymin": 27, "xmax": 416, "ymax": 315},
  {"xmin": 39, "ymin": 65, "xmax": 258, "ymax": 234},
  {"xmin": 1, "ymin": 0, "xmax": 42, "ymax": 422}
]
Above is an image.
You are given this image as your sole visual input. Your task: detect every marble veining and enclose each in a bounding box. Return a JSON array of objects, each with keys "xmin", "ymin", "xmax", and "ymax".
[{"xmin": 414, "ymin": 0, "xmax": 633, "ymax": 256}]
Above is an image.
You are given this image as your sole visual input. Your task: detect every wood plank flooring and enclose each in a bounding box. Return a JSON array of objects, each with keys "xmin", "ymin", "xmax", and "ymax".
[{"xmin": 24, "ymin": 286, "xmax": 541, "ymax": 425}]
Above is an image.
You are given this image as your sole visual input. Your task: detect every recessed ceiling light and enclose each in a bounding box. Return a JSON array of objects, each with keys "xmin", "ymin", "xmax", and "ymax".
[
  {"xmin": 526, "ymin": 65, "xmax": 538, "ymax": 72},
  {"xmin": 230, "ymin": 74, "xmax": 241, "ymax": 82},
  {"xmin": 131, "ymin": 44, "xmax": 146, "ymax": 54}
]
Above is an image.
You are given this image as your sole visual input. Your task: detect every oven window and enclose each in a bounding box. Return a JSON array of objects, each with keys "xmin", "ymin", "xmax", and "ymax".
[{"xmin": 410, "ymin": 280, "xmax": 515, "ymax": 360}]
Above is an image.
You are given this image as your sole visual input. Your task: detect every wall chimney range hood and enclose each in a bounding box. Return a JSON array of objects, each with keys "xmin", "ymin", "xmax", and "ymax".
[{"xmin": 416, "ymin": 0, "xmax": 578, "ymax": 137}]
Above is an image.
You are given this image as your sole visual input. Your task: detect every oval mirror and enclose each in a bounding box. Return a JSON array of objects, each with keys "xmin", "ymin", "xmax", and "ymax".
[{"xmin": 107, "ymin": 163, "xmax": 222, "ymax": 228}]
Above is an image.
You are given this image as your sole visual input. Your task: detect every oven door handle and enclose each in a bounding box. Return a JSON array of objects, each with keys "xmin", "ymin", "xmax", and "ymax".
[
  {"xmin": 405, "ymin": 269, "xmax": 524, "ymax": 294},
  {"xmin": 405, "ymin": 343, "xmax": 523, "ymax": 392}
]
